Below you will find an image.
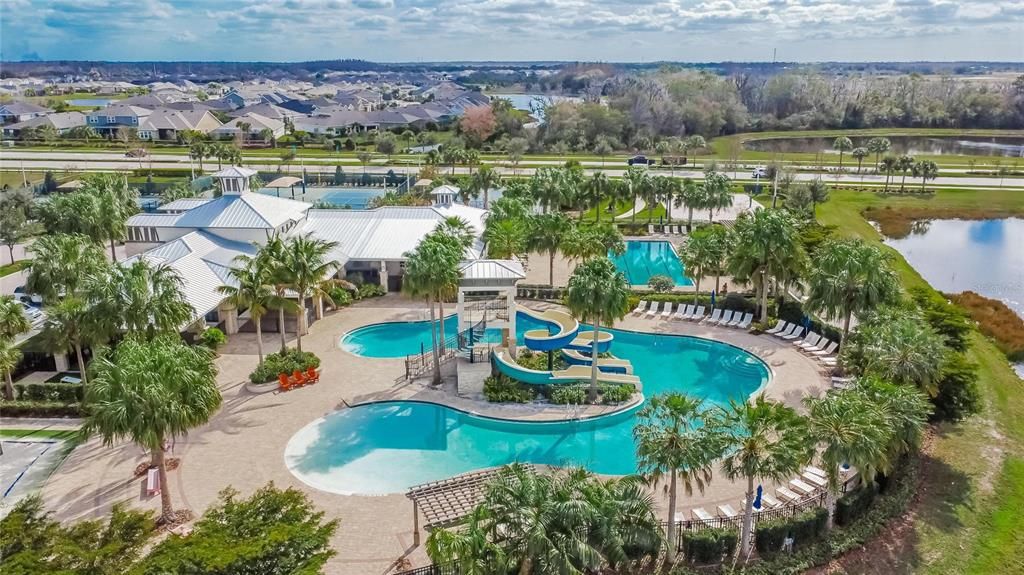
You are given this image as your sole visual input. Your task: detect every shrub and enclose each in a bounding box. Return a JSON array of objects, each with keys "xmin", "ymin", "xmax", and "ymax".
[
  {"xmin": 327, "ymin": 286, "xmax": 352, "ymax": 308},
  {"xmin": 912, "ymin": 287, "xmax": 971, "ymax": 352},
  {"xmin": 345, "ymin": 272, "xmax": 365, "ymax": 287},
  {"xmin": 198, "ymin": 327, "xmax": 227, "ymax": 350},
  {"xmin": 836, "ymin": 483, "xmax": 878, "ymax": 526},
  {"xmin": 681, "ymin": 528, "xmax": 737, "ymax": 564},
  {"xmin": 648, "ymin": 274, "xmax": 675, "ymax": 293},
  {"xmin": 722, "ymin": 292, "xmax": 757, "ymax": 315},
  {"xmin": 550, "ymin": 385, "xmax": 586, "ymax": 405},
  {"xmin": 931, "ymin": 353, "xmax": 981, "ymax": 422},
  {"xmin": 482, "ymin": 374, "xmax": 535, "ymax": 403},
  {"xmin": 755, "ymin": 507, "xmax": 829, "ymax": 554},
  {"xmin": 249, "ymin": 348, "xmax": 321, "ymax": 384},
  {"xmin": 600, "ymin": 383, "xmax": 633, "ymax": 404},
  {"xmin": 357, "ymin": 283, "xmax": 386, "ymax": 298},
  {"xmin": 14, "ymin": 382, "xmax": 83, "ymax": 402},
  {"xmin": 0, "ymin": 400, "xmax": 82, "ymax": 418},
  {"xmin": 949, "ymin": 290, "xmax": 1024, "ymax": 361},
  {"xmin": 515, "ymin": 349, "xmax": 566, "ymax": 371}
]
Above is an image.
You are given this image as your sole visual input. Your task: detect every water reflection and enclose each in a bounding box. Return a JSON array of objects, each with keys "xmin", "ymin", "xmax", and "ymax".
[{"xmin": 746, "ymin": 136, "xmax": 1024, "ymax": 157}]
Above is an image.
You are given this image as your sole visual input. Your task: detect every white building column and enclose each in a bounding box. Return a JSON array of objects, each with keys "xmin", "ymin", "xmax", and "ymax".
[
  {"xmin": 54, "ymin": 352, "xmax": 70, "ymax": 372},
  {"xmin": 219, "ymin": 303, "xmax": 239, "ymax": 335},
  {"xmin": 506, "ymin": 287, "xmax": 517, "ymax": 357},
  {"xmin": 314, "ymin": 294, "xmax": 324, "ymax": 320},
  {"xmin": 379, "ymin": 260, "xmax": 388, "ymax": 289}
]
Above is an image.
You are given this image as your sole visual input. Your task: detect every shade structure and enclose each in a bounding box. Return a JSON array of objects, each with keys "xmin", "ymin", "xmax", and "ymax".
[{"xmin": 263, "ymin": 175, "xmax": 303, "ymax": 189}]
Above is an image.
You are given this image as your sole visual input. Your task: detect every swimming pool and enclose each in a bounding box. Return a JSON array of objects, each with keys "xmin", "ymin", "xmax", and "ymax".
[
  {"xmin": 611, "ymin": 241, "xmax": 692, "ymax": 287},
  {"xmin": 294, "ymin": 313, "xmax": 769, "ymax": 494}
]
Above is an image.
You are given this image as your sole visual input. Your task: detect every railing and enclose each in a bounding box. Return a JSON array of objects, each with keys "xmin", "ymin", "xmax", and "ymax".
[
  {"xmin": 401, "ymin": 317, "xmax": 488, "ymax": 380},
  {"xmin": 394, "ymin": 563, "xmax": 458, "ymax": 575}
]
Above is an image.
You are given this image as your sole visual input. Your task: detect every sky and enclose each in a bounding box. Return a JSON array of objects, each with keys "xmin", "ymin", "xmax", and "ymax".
[{"xmin": 2, "ymin": 0, "xmax": 1023, "ymax": 63}]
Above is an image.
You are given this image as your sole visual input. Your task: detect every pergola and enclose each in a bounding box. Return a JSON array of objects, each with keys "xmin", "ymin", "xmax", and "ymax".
[
  {"xmin": 405, "ymin": 464, "xmax": 538, "ymax": 545},
  {"xmin": 263, "ymin": 175, "xmax": 303, "ymax": 198}
]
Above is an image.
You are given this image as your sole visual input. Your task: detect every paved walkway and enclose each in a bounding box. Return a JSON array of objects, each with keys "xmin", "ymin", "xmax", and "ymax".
[
  {"xmin": 615, "ymin": 197, "xmax": 647, "ymax": 220},
  {"xmin": 35, "ymin": 295, "xmax": 828, "ymax": 574}
]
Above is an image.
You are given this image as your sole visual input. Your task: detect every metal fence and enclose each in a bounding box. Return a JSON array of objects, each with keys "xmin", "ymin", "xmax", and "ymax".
[{"xmin": 395, "ymin": 563, "xmax": 458, "ymax": 575}]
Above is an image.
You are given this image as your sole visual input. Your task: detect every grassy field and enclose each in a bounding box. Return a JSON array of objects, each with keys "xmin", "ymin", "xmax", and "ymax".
[
  {"xmin": 817, "ymin": 188, "xmax": 1024, "ymax": 574},
  {"xmin": 0, "ymin": 428, "xmax": 79, "ymax": 441},
  {"xmin": 0, "ymin": 260, "xmax": 31, "ymax": 277}
]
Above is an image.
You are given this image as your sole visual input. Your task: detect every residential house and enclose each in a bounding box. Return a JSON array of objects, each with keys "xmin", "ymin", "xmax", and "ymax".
[
  {"xmin": 209, "ymin": 113, "xmax": 285, "ymax": 141},
  {"xmin": 0, "ymin": 102, "xmax": 53, "ymax": 124},
  {"xmin": 2, "ymin": 111, "xmax": 86, "ymax": 138},
  {"xmin": 136, "ymin": 108, "xmax": 222, "ymax": 141}
]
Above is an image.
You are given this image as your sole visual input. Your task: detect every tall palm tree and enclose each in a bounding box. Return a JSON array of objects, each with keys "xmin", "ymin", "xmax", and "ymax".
[
  {"xmin": 39, "ymin": 296, "xmax": 103, "ymax": 386},
  {"xmin": 257, "ymin": 234, "xmax": 293, "ymax": 352},
  {"xmin": 832, "ymin": 136, "xmax": 853, "ymax": 171},
  {"xmin": 0, "ymin": 296, "xmax": 30, "ymax": 400},
  {"xmin": 804, "ymin": 237, "xmax": 900, "ymax": 343},
  {"xmin": 912, "ymin": 159, "xmax": 939, "ymax": 192},
  {"xmin": 623, "ymin": 166, "xmax": 649, "ymax": 223},
  {"xmin": 702, "ymin": 171, "xmax": 733, "ymax": 223},
  {"xmin": 189, "ymin": 142, "xmax": 209, "ymax": 172},
  {"xmin": 217, "ymin": 255, "xmax": 289, "ymax": 365},
  {"xmin": 584, "ymin": 172, "xmax": 612, "ymax": 222},
  {"xmin": 467, "ymin": 165, "xmax": 500, "ymax": 209},
  {"xmin": 565, "ymin": 257, "xmax": 630, "ymax": 402},
  {"xmin": 402, "ymin": 237, "xmax": 461, "ymax": 384},
  {"xmin": 879, "ymin": 156, "xmax": 898, "ymax": 192},
  {"xmin": 530, "ymin": 167, "xmax": 563, "ymax": 213},
  {"xmin": 853, "ymin": 377, "xmax": 931, "ymax": 469},
  {"xmin": 483, "ymin": 219, "xmax": 526, "ymax": 259},
  {"xmin": 25, "ymin": 233, "xmax": 108, "ymax": 304},
  {"xmin": 583, "ymin": 474, "xmax": 663, "ymax": 570},
  {"xmin": 896, "ymin": 155, "xmax": 915, "ymax": 192},
  {"xmin": 88, "ymin": 259, "xmax": 193, "ymax": 340},
  {"xmin": 283, "ymin": 236, "xmax": 340, "ymax": 352},
  {"xmin": 425, "ymin": 228, "xmax": 469, "ymax": 354},
  {"xmin": 79, "ymin": 174, "xmax": 138, "ymax": 261},
  {"xmin": 851, "ymin": 147, "xmax": 868, "ymax": 173},
  {"xmin": 633, "ymin": 393, "xmax": 724, "ymax": 562},
  {"xmin": 680, "ymin": 231, "xmax": 715, "ymax": 303},
  {"xmin": 718, "ymin": 395, "xmax": 812, "ymax": 555},
  {"xmin": 527, "ymin": 212, "xmax": 572, "ymax": 286},
  {"xmin": 675, "ymin": 178, "xmax": 702, "ymax": 231},
  {"xmin": 847, "ymin": 315, "xmax": 948, "ymax": 394},
  {"xmin": 866, "ymin": 137, "xmax": 891, "ymax": 170},
  {"xmin": 727, "ymin": 209, "xmax": 804, "ymax": 322},
  {"xmin": 82, "ymin": 336, "xmax": 221, "ymax": 525},
  {"xmin": 805, "ymin": 389, "xmax": 891, "ymax": 529}
]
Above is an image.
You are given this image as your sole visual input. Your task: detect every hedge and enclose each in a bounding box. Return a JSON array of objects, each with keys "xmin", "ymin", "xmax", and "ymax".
[
  {"xmin": 836, "ymin": 482, "xmax": 878, "ymax": 526},
  {"xmin": 14, "ymin": 382, "xmax": 84, "ymax": 403},
  {"xmin": 248, "ymin": 348, "xmax": 321, "ymax": 384},
  {"xmin": 681, "ymin": 527, "xmax": 738, "ymax": 564},
  {"xmin": 754, "ymin": 507, "xmax": 828, "ymax": 554},
  {"xmin": 0, "ymin": 400, "xmax": 82, "ymax": 418}
]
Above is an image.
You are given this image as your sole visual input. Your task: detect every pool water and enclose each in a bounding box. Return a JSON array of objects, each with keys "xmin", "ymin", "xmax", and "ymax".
[
  {"xmin": 294, "ymin": 313, "xmax": 768, "ymax": 494},
  {"xmin": 611, "ymin": 241, "xmax": 693, "ymax": 287}
]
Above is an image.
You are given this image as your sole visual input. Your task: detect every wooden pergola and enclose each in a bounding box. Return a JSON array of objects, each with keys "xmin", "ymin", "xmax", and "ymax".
[
  {"xmin": 405, "ymin": 464, "xmax": 537, "ymax": 545},
  {"xmin": 263, "ymin": 175, "xmax": 303, "ymax": 198}
]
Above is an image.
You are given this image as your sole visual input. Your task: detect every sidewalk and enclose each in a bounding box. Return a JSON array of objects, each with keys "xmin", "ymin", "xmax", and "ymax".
[{"xmin": 0, "ymin": 417, "xmax": 83, "ymax": 431}]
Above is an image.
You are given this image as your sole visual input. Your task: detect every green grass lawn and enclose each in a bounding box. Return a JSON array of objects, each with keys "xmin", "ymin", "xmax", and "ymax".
[
  {"xmin": 0, "ymin": 428, "xmax": 80, "ymax": 441},
  {"xmin": 582, "ymin": 198, "xmax": 633, "ymax": 221},
  {"xmin": 0, "ymin": 260, "xmax": 31, "ymax": 277},
  {"xmin": 817, "ymin": 188, "xmax": 1024, "ymax": 574}
]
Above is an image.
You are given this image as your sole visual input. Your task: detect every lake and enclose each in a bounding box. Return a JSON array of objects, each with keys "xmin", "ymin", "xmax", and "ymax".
[
  {"xmin": 745, "ymin": 136, "xmax": 1024, "ymax": 157},
  {"xmin": 67, "ymin": 98, "xmax": 116, "ymax": 107},
  {"xmin": 488, "ymin": 93, "xmax": 579, "ymax": 121}
]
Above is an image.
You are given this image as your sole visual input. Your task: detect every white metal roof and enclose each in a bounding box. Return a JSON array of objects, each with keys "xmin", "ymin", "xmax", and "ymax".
[
  {"xmin": 173, "ymin": 192, "xmax": 310, "ymax": 229},
  {"xmin": 212, "ymin": 166, "xmax": 258, "ymax": 179},
  {"xmin": 126, "ymin": 213, "xmax": 187, "ymax": 227},
  {"xmin": 157, "ymin": 198, "xmax": 213, "ymax": 212},
  {"xmin": 459, "ymin": 259, "xmax": 525, "ymax": 281}
]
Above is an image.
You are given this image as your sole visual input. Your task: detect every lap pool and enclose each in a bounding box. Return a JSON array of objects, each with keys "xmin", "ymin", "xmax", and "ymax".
[
  {"xmin": 611, "ymin": 240, "xmax": 692, "ymax": 287},
  {"xmin": 290, "ymin": 312, "xmax": 768, "ymax": 494}
]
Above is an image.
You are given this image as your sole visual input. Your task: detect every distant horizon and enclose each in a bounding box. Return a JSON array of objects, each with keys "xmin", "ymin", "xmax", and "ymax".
[{"xmin": 2, "ymin": 58, "xmax": 1022, "ymax": 66}]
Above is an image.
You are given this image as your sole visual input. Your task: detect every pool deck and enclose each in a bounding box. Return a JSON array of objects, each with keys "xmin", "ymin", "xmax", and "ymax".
[{"xmin": 36, "ymin": 295, "xmax": 828, "ymax": 574}]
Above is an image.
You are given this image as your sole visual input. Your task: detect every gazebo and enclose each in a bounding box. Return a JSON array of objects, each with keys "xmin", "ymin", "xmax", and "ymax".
[{"xmin": 263, "ymin": 175, "xmax": 303, "ymax": 199}]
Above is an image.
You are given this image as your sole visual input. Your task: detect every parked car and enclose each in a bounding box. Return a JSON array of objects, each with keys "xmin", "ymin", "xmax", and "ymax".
[
  {"xmin": 19, "ymin": 301, "xmax": 43, "ymax": 323},
  {"xmin": 13, "ymin": 286, "xmax": 42, "ymax": 306},
  {"xmin": 627, "ymin": 155, "xmax": 655, "ymax": 166},
  {"xmin": 751, "ymin": 166, "xmax": 768, "ymax": 178},
  {"xmin": 125, "ymin": 148, "xmax": 148, "ymax": 158}
]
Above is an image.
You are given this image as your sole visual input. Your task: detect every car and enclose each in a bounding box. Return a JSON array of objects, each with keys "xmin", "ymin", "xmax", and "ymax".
[
  {"xmin": 627, "ymin": 155, "xmax": 655, "ymax": 166},
  {"xmin": 751, "ymin": 166, "xmax": 768, "ymax": 178},
  {"xmin": 125, "ymin": 148, "xmax": 149, "ymax": 158},
  {"xmin": 19, "ymin": 301, "xmax": 43, "ymax": 323},
  {"xmin": 13, "ymin": 286, "xmax": 42, "ymax": 306}
]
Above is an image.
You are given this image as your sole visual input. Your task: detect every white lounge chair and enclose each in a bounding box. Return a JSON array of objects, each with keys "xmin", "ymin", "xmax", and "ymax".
[
  {"xmin": 688, "ymin": 305, "xmax": 706, "ymax": 321},
  {"xmin": 805, "ymin": 465, "xmax": 828, "ymax": 478},
  {"xmin": 765, "ymin": 320, "xmax": 788, "ymax": 335},
  {"xmin": 673, "ymin": 225, "xmax": 681, "ymax": 234},
  {"xmin": 776, "ymin": 486, "xmax": 800, "ymax": 502},
  {"xmin": 789, "ymin": 478, "xmax": 816, "ymax": 495},
  {"xmin": 801, "ymin": 472, "xmax": 828, "ymax": 488},
  {"xmin": 782, "ymin": 326, "xmax": 805, "ymax": 340},
  {"xmin": 820, "ymin": 357, "xmax": 838, "ymax": 367},
  {"xmin": 735, "ymin": 313, "xmax": 754, "ymax": 330},
  {"xmin": 661, "ymin": 302, "xmax": 675, "ymax": 318},
  {"xmin": 716, "ymin": 310, "xmax": 735, "ymax": 326},
  {"xmin": 803, "ymin": 338, "xmax": 831, "ymax": 354},
  {"xmin": 795, "ymin": 332, "xmax": 820, "ymax": 349},
  {"xmin": 811, "ymin": 341, "xmax": 839, "ymax": 356},
  {"xmin": 774, "ymin": 324, "xmax": 798, "ymax": 339},
  {"xmin": 691, "ymin": 507, "xmax": 714, "ymax": 522},
  {"xmin": 648, "ymin": 224, "xmax": 656, "ymax": 235},
  {"xmin": 674, "ymin": 304, "xmax": 693, "ymax": 320},
  {"xmin": 759, "ymin": 493, "xmax": 781, "ymax": 509},
  {"xmin": 726, "ymin": 311, "xmax": 745, "ymax": 327},
  {"xmin": 701, "ymin": 308, "xmax": 722, "ymax": 324},
  {"xmin": 646, "ymin": 301, "xmax": 662, "ymax": 318},
  {"xmin": 631, "ymin": 300, "xmax": 648, "ymax": 314},
  {"xmin": 717, "ymin": 504, "xmax": 738, "ymax": 518}
]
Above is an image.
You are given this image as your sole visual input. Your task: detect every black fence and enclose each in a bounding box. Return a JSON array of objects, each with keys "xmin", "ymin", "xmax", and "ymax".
[{"xmin": 395, "ymin": 563, "xmax": 458, "ymax": 575}]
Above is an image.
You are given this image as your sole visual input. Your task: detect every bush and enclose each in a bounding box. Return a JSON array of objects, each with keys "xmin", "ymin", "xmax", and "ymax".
[
  {"xmin": 648, "ymin": 274, "xmax": 675, "ymax": 293},
  {"xmin": 681, "ymin": 528, "xmax": 737, "ymax": 564},
  {"xmin": 836, "ymin": 483, "xmax": 878, "ymax": 526},
  {"xmin": 357, "ymin": 283, "xmax": 386, "ymax": 299},
  {"xmin": 345, "ymin": 272, "xmax": 365, "ymax": 287},
  {"xmin": 911, "ymin": 287, "xmax": 971, "ymax": 352},
  {"xmin": 515, "ymin": 349, "xmax": 566, "ymax": 371},
  {"xmin": 198, "ymin": 327, "xmax": 227, "ymax": 350},
  {"xmin": 931, "ymin": 352, "xmax": 981, "ymax": 422},
  {"xmin": 249, "ymin": 348, "xmax": 321, "ymax": 384},
  {"xmin": 722, "ymin": 292, "xmax": 757, "ymax": 315},
  {"xmin": 0, "ymin": 400, "xmax": 82, "ymax": 418},
  {"xmin": 550, "ymin": 385, "xmax": 586, "ymax": 405},
  {"xmin": 755, "ymin": 507, "xmax": 829, "ymax": 554},
  {"xmin": 483, "ymin": 374, "xmax": 535, "ymax": 403},
  {"xmin": 327, "ymin": 286, "xmax": 352, "ymax": 308},
  {"xmin": 14, "ymin": 382, "xmax": 83, "ymax": 402},
  {"xmin": 600, "ymin": 383, "xmax": 633, "ymax": 404}
]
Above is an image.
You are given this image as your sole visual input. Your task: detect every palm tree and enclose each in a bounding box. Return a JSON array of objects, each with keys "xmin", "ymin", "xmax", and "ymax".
[
  {"xmin": 879, "ymin": 156, "xmax": 898, "ymax": 193},
  {"xmin": 427, "ymin": 506, "xmax": 508, "ymax": 575},
  {"xmin": 467, "ymin": 165, "xmax": 500, "ymax": 209},
  {"xmin": 866, "ymin": 137, "xmax": 891, "ymax": 170},
  {"xmin": 84, "ymin": 175, "xmax": 138, "ymax": 261},
  {"xmin": 0, "ymin": 296, "xmax": 30, "ymax": 400},
  {"xmin": 727, "ymin": 209, "xmax": 804, "ymax": 322},
  {"xmin": 583, "ymin": 474, "xmax": 663, "ymax": 570},
  {"xmin": 851, "ymin": 147, "xmax": 868, "ymax": 173},
  {"xmin": 565, "ymin": 258, "xmax": 630, "ymax": 402},
  {"xmin": 82, "ymin": 336, "xmax": 221, "ymax": 525},
  {"xmin": 426, "ymin": 225, "xmax": 471, "ymax": 354},
  {"xmin": 847, "ymin": 315, "xmax": 948, "ymax": 394},
  {"xmin": 675, "ymin": 178, "xmax": 702, "ymax": 231},
  {"xmin": 217, "ymin": 255, "xmax": 287, "ymax": 365},
  {"xmin": 623, "ymin": 166, "xmax": 648, "ymax": 223},
  {"xmin": 633, "ymin": 393, "xmax": 724, "ymax": 562},
  {"xmin": 680, "ymin": 232, "xmax": 715, "ymax": 303},
  {"xmin": 402, "ymin": 237, "xmax": 461, "ymax": 384},
  {"xmin": 807, "ymin": 178, "xmax": 829, "ymax": 212},
  {"xmin": 585, "ymin": 172, "xmax": 612, "ymax": 222},
  {"xmin": 483, "ymin": 219, "xmax": 526, "ymax": 259},
  {"xmin": 804, "ymin": 237, "xmax": 900, "ymax": 343},
  {"xmin": 189, "ymin": 141, "xmax": 209, "ymax": 172},
  {"xmin": 87, "ymin": 259, "xmax": 193, "ymax": 340},
  {"xmin": 702, "ymin": 171, "xmax": 733, "ymax": 223},
  {"xmin": 718, "ymin": 395, "xmax": 811, "ymax": 555},
  {"xmin": 25, "ymin": 233, "xmax": 108, "ymax": 303},
  {"xmin": 527, "ymin": 212, "xmax": 572, "ymax": 286},
  {"xmin": 805, "ymin": 389, "xmax": 891, "ymax": 529},
  {"xmin": 832, "ymin": 136, "xmax": 853, "ymax": 171},
  {"xmin": 283, "ymin": 236, "xmax": 340, "ymax": 352},
  {"xmin": 912, "ymin": 159, "xmax": 939, "ymax": 192},
  {"xmin": 39, "ymin": 296, "xmax": 103, "ymax": 386},
  {"xmin": 853, "ymin": 377, "xmax": 931, "ymax": 470},
  {"xmin": 896, "ymin": 155, "xmax": 915, "ymax": 192},
  {"xmin": 530, "ymin": 167, "xmax": 563, "ymax": 213}
]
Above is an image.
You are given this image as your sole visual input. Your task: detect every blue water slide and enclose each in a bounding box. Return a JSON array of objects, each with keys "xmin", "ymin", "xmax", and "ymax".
[
  {"xmin": 561, "ymin": 349, "xmax": 632, "ymax": 374},
  {"xmin": 518, "ymin": 307, "xmax": 580, "ymax": 352},
  {"xmin": 492, "ymin": 348, "xmax": 641, "ymax": 387},
  {"xmin": 565, "ymin": 330, "xmax": 614, "ymax": 354}
]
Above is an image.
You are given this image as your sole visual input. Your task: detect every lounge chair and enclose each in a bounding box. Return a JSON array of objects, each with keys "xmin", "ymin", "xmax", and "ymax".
[
  {"xmin": 765, "ymin": 320, "xmax": 788, "ymax": 335},
  {"xmin": 726, "ymin": 311, "xmax": 746, "ymax": 327},
  {"xmin": 774, "ymin": 324, "xmax": 798, "ymax": 339},
  {"xmin": 701, "ymin": 308, "xmax": 722, "ymax": 324},
  {"xmin": 631, "ymin": 300, "xmax": 649, "ymax": 314},
  {"xmin": 688, "ymin": 305, "xmax": 706, "ymax": 321},
  {"xmin": 646, "ymin": 301, "xmax": 662, "ymax": 318},
  {"xmin": 648, "ymin": 224, "xmax": 656, "ymax": 235},
  {"xmin": 661, "ymin": 302, "xmax": 675, "ymax": 318},
  {"xmin": 735, "ymin": 313, "xmax": 754, "ymax": 330},
  {"xmin": 671, "ymin": 225, "xmax": 680, "ymax": 234},
  {"xmin": 803, "ymin": 338, "xmax": 832, "ymax": 354},
  {"xmin": 717, "ymin": 504, "xmax": 738, "ymax": 518},
  {"xmin": 811, "ymin": 341, "xmax": 839, "ymax": 356},
  {"xmin": 831, "ymin": 376, "xmax": 854, "ymax": 390},
  {"xmin": 789, "ymin": 478, "xmax": 816, "ymax": 495},
  {"xmin": 691, "ymin": 507, "xmax": 714, "ymax": 523},
  {"xmin": 801, "ymin": 472, "xmax": 828, "ymax": 489},
  {"xmin": 781, "ymin": 327, "xmax": 805, "ymax": 340},
  {"xmin": 775, "ymin": 486, "xmax": 800, "ymax": 502},
  {"xmin": 146, "ymin": 468, "xmax": 160, "ymax": 496},
  {"xmin": 290, "ymin": 370, "xmax": 307, "ymax": 387},
  {"xmin": 820, "ymin": 357, "xmax": 838, "ymax": 367},
  {"xmin": 673, "ymin": 304, "xmax": 693, "ymax": 320},
  {"xmin": 759, "ymin": 493, "xmax": 781, "ymax": 509},
  {"xmin": 805, "ymin": 465, "xmax": 828, "ymax": 478},
  {"xmin": 716, "ymin": 310, "xmax": 735, "ymax": 326},
  {"xmin": 278, "ymin": 373, "xmax": 292, "ymax": 391},
  {"xmin": 305, "ymin": 366, "xmax": 320, "ymax": 384},
  {"xmin": 795, "ymin": 332, "xmax": 820, "ymax": 349}
]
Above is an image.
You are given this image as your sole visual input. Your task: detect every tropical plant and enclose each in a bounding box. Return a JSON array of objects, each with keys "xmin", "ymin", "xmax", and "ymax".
[
  {"xmin": 675, "ymin": 177, "xmax": 702, "ymax": 231},
  {"xmin": 633, "ymin": 393, "xmax": 723, "ymax": 562},
  {"xmin": 80, "ymin": 174, "xmax": 139, "ymax": 261},
  {"xmin": 702, "ymin": 170, "xmax": 733, "ymax": 223},
  {"xmin": 866, "ymin": 137, "xmax": 891, "ymax": 169},
  {"xmin": 896, "ymin": 154, "xmax": 915, "ymax": 192},
  {"xmin": 86, "ymin": 259, "xmax": 193, "ymax": 339},
  {"xmin": 0, "ymin": 196, "xmax": 39, "ymax": 264},
  {"xmin": 911, "ymin": 159, "xmax": 939, "ymax": 192},
  {"xmin": 593, "ymin": 137, "xmax": 614, "ymax": 167},
  {"xmin": 0, "ymin": 295, "xmax": 31, "ymax": 400},
  {"xmin": 852, "ymin": 377, "xmax": 932, "ymax": 469},
  {"xmin": 565, "ymin": 257, "xmax": 630, "ymax": 402},
  {"xmin": 25, "ymin": 233, "xmax": 108, "ymax": 304},
  {"xmin": 483, "ymin": 218, "xmax": 526, "ymax": 259},
  {"xmin": 727, "ymin": 209, "xmax": 804, "ymax": 322},
  {"xmin": 403, "ymin": 235, "xmax": 462, "ymax": 384},
  {"xmin": 467, "ymin": 165, "xmax": 500, "ymax": 208},
  {"xmin": 527, "ymin": 212, "xmax": 572, "ymax": 286},
  {"xmin": 832, "ymin": 136, "xmax": 853, "ymax": 171},
  {"xmin": 623, "ymin": 166, "xmax": 649, "ymax": 223},
  {"xmin": 283, "ymin": 236, "xmax": 340, "ymax": 351},
  {"xmin": 843, "ymin": 313, "xmax": 948, "ymax": 394},
  {"xmin": 806, "ymin": 178, "xmax": 830, "ymax": 210},
  {"xmin": 531, "ymin": 167, "xmax": 564, "ymax": 213},
  {"xmin": 647, "ymin": 274, "xmax": 674, "ymax": 293},
  {"xmin": 717, "ymin": 395, "xmax": 811, "ymax": 555},
  {"xmin": 804, "ymin": 237, "xmax": 900, "ymax": 342},
  {"xmin": 158, "ymin": 181, "xmax": 196, "ymax": 205},
  {"xmin": 217, "ymin": 254, "xmax": 289, "ymax": 365},
  {"xmin": 82, "ymin": 336, "xmax": 221, "ymax": 524},
  {"xmin": 584, "ymin": 172, "xmax": 613, "ymax": 222},
  {"xmin": 561, "ymin": 223, "xmax": 624, "ymax": 264},
  {"xmin": 39, "ymin": 296, "xmax": 103, "ymax": 386},
  {"xmin": 851, "ymin": 147, "xmax": 869, "ymax": 173},
  {"xmin": 879, "ymin": 156, "xmax": 898, "ymax": 192}
]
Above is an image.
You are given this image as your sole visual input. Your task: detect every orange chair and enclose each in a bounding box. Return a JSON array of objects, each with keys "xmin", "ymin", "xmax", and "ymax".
[
  {"xmin": 278, "ymin": 373, "xmax": 291, "ymax": 391},
  {"xmin": 290, "ymin": 370, "xmax": 307, "ymax": 387},
  {"xmin": 305, "ymin": 366, "xmax": 320, "ymax": 384}
]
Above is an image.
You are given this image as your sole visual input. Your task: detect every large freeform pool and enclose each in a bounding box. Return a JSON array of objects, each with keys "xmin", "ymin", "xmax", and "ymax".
[
  {"xmin": 611, "ymin": 240, "xmax": 693, "ymax": 287},
  {"xmin": 291, "ymin": 312, "xmax": 769, "ymax": 494}
]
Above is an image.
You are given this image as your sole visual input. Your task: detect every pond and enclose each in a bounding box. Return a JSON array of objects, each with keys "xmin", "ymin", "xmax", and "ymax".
[
  {"xmin": 745, "ymin": 136, "xmax": 1024, "ymax": 157},
  {"xmin": 66, "ymin": 98, "xmax": 116, "ymax": 107},
  {"xmin": 488, "ymin": 93, "xmax": 579, "ymax": 121}
]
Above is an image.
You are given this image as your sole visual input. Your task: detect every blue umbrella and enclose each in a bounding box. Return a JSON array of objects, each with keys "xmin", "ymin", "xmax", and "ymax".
[
  {"xmin": 753, "ymin": 485, "xmax": 763, "ymax": 510},
  {"xmin": 710, "ymin": 290, "xmax": 716, "ymax": 309}
]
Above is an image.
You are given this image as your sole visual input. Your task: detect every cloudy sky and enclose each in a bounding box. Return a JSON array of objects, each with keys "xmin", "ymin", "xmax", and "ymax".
[{"xmin": 2, "ymin": 0, "xmax": 1022, "ymax": 62}]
